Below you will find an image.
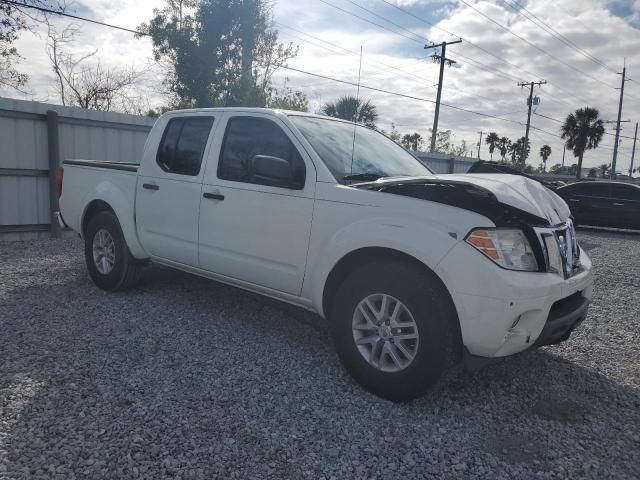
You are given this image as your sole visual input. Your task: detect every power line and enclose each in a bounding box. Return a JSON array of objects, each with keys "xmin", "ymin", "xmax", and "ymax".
[
  {"xmin": 0, "ymin": 0, "xmax": 148, "ymax": 35},
  {"xmin": 503, "ymin": 0, "xmax": 615, "ymax": 73},
  {"xmin": 374, "ymin": 0, "xmax": 611, "ymax": 108},
  {"xmin": 275, "ymin": 22, "xmax": 439, "ymax": 86},
  {"xmin": 456, "ymin": 0, "xmax": 617, "ymax": 89}
]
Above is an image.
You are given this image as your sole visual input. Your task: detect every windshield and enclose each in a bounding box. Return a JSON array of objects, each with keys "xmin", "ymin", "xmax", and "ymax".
[{"xmin": 289, "ymin": 115, "xmax": 432, "ymax": 183}]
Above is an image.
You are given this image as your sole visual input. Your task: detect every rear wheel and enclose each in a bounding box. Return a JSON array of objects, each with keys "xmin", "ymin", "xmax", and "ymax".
[
  {"xmin": 84, "ymin": 211, "xmax": 143, "ymax": 291},
  {"xmin": 329, "ymin": 260, "xmax": 460, "ymax": 401}
]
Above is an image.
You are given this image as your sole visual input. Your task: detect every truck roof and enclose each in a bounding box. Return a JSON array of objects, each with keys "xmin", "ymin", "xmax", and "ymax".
[{"xmin": 160, "ymin": 107, "xmax": 355, "ymax": 125}]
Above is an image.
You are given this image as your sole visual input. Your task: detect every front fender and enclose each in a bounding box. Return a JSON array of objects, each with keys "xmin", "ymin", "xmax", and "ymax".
[
  {"xmin": 80, "ymin": 179, "xmax": 147, "ymax": 259},
  {"xmin": 304, "ymin": 215, "xmax": 461, "ymax": 317}
]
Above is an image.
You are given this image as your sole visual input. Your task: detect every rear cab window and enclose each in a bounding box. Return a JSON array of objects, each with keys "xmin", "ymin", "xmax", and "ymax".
[{"xmin": 157, "ymin": 117, "xmax": 215, "ymax": 176}]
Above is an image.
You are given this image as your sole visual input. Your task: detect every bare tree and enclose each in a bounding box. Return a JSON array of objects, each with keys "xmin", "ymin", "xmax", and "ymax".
[
  {"xmin": 1, "ymin": 0, "xmax": 67, "ymax": 90},
  {"xmin": 45, "ymin": 23, "xmax": 146, "ymax": 112}
]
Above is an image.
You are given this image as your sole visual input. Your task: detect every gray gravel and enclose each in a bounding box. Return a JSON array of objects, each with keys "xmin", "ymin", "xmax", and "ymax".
[{"xmin": 1, "ymin": 229, "xmax": 639, "ymax": 479}]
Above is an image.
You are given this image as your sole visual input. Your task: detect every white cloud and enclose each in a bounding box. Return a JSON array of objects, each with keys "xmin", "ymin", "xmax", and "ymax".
[{"xmin": 3, "ymin": 0, "xmax": 639, "ymax": 172}]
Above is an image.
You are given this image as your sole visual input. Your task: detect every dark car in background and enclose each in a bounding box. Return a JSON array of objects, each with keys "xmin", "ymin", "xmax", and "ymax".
[{"xmin": 555, "ymin": 181, "xmax": 640, "ymax": 230}]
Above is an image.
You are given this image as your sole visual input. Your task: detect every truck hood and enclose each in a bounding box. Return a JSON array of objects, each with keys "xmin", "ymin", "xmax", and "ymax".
[{"xmin": 357, "ymin": 173, "xmax": 571, "ymax": 227}]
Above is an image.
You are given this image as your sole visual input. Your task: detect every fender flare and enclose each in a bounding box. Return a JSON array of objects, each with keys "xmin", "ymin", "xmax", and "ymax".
[{"xmin": 79, "ymin": 181, "xmax": 147, "ymax": 259}]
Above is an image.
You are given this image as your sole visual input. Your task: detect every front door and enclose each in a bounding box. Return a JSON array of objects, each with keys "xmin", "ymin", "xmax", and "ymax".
[
  {"xmin": 198, "ymin": 113, "xmax": 316, "ymax": 296},
  {"xmin": 136, "ymin": 115, "xmax": 216, "ymax": 267}
]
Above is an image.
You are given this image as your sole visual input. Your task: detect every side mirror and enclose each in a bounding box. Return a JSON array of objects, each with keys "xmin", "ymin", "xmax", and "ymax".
[{"xmin": 248, "ymin": 155, "xmax": 302, "ymax": 189}]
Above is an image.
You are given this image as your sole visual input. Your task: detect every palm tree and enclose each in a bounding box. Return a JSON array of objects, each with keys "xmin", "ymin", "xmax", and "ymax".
[
  {"xmin": 509, "ymin": 137, "xmax": 530, "ymax": 167},
  {"xmin": 321, "ymin": 96, "xmax": 378, "ymax": 127},
  {"xmin": 599, "ymin": 163, "xmax": 610, "ymax": 178},
  {"xmin": 485, "ymin": 132, "xmax": 499, "ymax": 159},
  {"xmin": 498, "ymin": 137, "xmax": 511, "ymax": 161},
  {"xmin": 539, "ymin": 145, "xmax": 552, "ymax": 172},
  {"xmin": 560, "ymin": 107, "xmax": 605, "ymax": 179},
  {"xmin": 401, "ymin": 133, "xmax": 423, "ymax": 151}
]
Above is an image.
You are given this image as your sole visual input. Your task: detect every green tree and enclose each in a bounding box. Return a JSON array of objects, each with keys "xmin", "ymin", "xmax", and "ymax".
[
  {"xmin": 599, "ymin": 163, "xmax": 610, "ymax": 178},
  {"xmin": 539, "ymin": 144, "xmax": 551, "ymax": 172},
  {"xmin": 139, "ymin": 0, "xmax": 297, "ymax": 107},
  {"xmin": 588, "ymin": 167, "xmax": 598, "ymax": 178},
  {"xmin": 498, "ymin": 137, "xmax": 511, "ymax": 161},
  {"xmin": 267, "ymin": 84, "xmax": 308, "ymax": 112},
  {"xmin": 485, "ymin": 132, "xmax": 499, "ymax": 160},
  {"xmin": 321, "ymin": 96, "xmax": 378, "ymax": 127},
  {"xmin": 508, "ymin": 137, "xmax": 530, "ymax": 167},
  {"xmin": 401, "ymin": 133, "xmax": 423, "ymax": 151},
  {"xmin": 388, "ymin": 123, "xmax": 401, "ymax": 143},
  {"xmin": 560, "ymin": 107, "xmax": 605, "ymax": 179}
]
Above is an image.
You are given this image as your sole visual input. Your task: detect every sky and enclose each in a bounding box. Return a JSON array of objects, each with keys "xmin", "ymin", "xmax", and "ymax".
[{"xmin": 3, "ymin": 0, "xmax": 640, "ymax": 173}]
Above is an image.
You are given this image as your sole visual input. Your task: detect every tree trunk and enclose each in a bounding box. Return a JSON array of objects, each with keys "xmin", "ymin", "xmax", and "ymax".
[{"xmin": 576, "ymin": 151, "xmax": 584, "ymax": 179}]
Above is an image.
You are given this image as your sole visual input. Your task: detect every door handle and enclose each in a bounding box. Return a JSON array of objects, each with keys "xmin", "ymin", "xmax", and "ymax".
[
  {"xmin": 203, "ymin": 192, "xmax": 224, "ymax": 201},
  {"xmin": 142, "ymin": 183, "xmax": 159, "ymax": 191},
  {"xmin": 568, "ymin": 199, "xmax": 580, "ymax": 202},
  {"xmin": 613, "ymin": 203, "xmax": 625, "ymax": 206}
]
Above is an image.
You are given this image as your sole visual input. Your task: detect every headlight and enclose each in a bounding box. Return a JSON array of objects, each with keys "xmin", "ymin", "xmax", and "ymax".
[
  {"xmin": 465, "ymin": 228, "xmax": 538, "ymax": 271},
  {"xmin": 542, "ymin": 233, "xmax": 564, "ymax": 276}
]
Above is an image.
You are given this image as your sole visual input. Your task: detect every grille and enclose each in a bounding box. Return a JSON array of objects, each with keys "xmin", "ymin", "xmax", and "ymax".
[{"xmin": 536, "ymin": 220, "xmax": 581, "ymax": 278}]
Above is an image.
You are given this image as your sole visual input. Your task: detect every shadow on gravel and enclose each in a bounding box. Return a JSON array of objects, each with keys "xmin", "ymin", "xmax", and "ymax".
[{"xmin": 1, "ymin": 260, "xmax": 639, "ymax": 479}]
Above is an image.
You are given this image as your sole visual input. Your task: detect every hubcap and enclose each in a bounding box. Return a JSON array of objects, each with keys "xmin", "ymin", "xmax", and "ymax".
[
  {"xmin": 92, "ymin": 229, "xmax": 116, "ymax": 275},
  {"xmin": 352, "ymin": 293, "xmax": 419, "ymax": 373}
]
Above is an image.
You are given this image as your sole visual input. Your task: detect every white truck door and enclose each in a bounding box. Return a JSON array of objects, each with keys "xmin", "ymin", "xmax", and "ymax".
[
  {"xmin": 198, "ymin": 113, "xmax": 316, "ymax": 296},
  {"xmin": 136, "ymin": 115, "xmax": 216, "ymax": 267}
]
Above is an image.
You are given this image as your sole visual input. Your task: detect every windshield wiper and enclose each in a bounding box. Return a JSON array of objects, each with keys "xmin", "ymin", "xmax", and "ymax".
[{"xmin": 342, "ymin": 173, "xmax": 385, "ymax": 183}]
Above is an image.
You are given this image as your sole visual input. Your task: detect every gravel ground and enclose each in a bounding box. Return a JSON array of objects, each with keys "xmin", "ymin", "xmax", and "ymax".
[{"xmin": 1, "ymin": 230, "xmax": 639, "ymax": 480}]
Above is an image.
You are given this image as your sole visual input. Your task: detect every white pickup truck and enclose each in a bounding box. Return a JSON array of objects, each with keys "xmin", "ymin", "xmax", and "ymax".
[{"xmin": 58, "ymin": 108, "xmax": 594, "ymax": 401}]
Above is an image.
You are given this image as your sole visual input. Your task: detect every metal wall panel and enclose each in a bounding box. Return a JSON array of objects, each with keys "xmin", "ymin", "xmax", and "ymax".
[{"xmin": 0, "ymin": 97, "xmax": 154, "ymax": 241}]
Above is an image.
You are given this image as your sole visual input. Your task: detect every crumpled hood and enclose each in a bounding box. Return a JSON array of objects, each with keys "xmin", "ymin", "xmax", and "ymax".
[
  {"xmin": 434, "ymin": 173, "xmax": 571, "ymax": 225},
  {"xmin": 360, "ymin": 173, "xmax": 571, "ymax": 226}
]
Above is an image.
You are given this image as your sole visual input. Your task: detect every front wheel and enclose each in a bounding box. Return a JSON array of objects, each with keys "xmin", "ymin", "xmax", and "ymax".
[
  {"xmin": 329, "ymin": 260, "xmax": 460, "ymax": 401},
  {"xmin": 84, "ymin": 211, "xmax": 143, "ymax": 291}
]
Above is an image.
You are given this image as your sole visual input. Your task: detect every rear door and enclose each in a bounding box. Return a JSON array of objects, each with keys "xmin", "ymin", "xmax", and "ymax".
[
  {"xmin": 198, "ymin": 112, "xmax": 316, "ymax": 295},
  {"xmin": 136, "ymin": 115, "xmax": 216, "ymax": 266},
  {"xmin": 563, "ymin": 182, "xmax": 612, "ymax": 227},
  {"xmin": 609, "ymin": 183, "xmax": 640, "ymax": 229}
]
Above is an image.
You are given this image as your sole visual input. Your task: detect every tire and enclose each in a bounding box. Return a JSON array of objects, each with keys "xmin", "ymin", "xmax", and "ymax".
[
  {"xmin": 84, "ymin": 211, "xmax": 143, "ymax": 291},
  {"xmin": 329, "ymin": 260, "xmax": 460, "ymax": 401}
]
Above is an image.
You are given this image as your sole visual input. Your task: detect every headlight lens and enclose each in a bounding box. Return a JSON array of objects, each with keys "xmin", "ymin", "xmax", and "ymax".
[
  {"xmin": 466, "ymin": 228, "xmax": 538, "ymax": 271},
  {"xmin": 542, "ymin": 233, "xmax": 564, "ymax": 275}
]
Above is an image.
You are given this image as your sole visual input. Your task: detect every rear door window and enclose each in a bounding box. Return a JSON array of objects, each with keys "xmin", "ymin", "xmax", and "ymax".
[
  {"xmin": 610, "ymin": 184, "xmax": 640, "ymax": 200},
  {"xmin": 157, "ymin": 117, "xmax": 215, "ymax": 176}
]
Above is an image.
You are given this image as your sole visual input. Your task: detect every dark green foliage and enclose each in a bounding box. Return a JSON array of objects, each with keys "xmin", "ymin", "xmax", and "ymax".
[
  {"xmin": 321, "ymin": 96, "xmax": 378, "ymax": 127},
  {"xmin": 139, "ymin": 0, "xmax": 298, "ymax": 108},
  {"xmin": 560, "ymin": 107, "xmax": 605, "ymax": 179}
]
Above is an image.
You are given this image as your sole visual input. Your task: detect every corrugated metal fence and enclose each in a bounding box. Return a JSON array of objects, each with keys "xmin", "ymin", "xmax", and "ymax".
[
  {"xmin": 415, "ymin": 151, "xmax": 476, "ymax": 174},
  {"xmin": 0, "ymin": 97, "xmax": 154, "ymax": 241}
]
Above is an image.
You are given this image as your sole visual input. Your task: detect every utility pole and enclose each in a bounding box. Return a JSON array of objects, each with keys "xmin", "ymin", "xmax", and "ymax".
[
  {"xmin": 477, "ymin": 131, "xmax": 483, "ymax": 159},
  {"xmin": 611, "ymin": 64, "xmax": 629, "ymax": 179},
  {"xmin": 518, "ymin": 80, "xmax": 546, "ymax": 163},
  {"xmin": 630, "ymin": 122, "xmax": 638, "ymax": 177},
  {"xmin": 562, "ymin": 144, "xmax": 566, "ymax": 167},
  {"xmin": 425, "ymin": 39, "xmax": 462, "ymax": 152}
]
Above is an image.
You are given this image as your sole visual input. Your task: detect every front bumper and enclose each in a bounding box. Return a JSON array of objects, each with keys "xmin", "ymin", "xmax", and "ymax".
[{"xmin": 435, "ymin": 239, "xmax": 594, "ymax": 359}]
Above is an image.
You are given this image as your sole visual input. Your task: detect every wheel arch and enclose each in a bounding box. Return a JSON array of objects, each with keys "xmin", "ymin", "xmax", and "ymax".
[
  {"xmin": 82, "ymin": 199, "xmax": 115, "ymax": 237},
  {"xmin": 322, "ymin": 247, "xmax": 461, "ymax": 338}
]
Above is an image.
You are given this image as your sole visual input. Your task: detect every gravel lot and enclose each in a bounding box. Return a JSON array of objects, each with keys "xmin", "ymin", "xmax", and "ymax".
[{"xmin": 1, "ymin": 230, "xmax": 639, "ymax": 479}]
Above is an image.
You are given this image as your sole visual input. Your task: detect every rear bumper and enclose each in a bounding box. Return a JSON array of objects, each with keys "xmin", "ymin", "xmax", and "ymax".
[{"xmin": 54, "ymin": 211, "xmax": 68, "ymax": 229}]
